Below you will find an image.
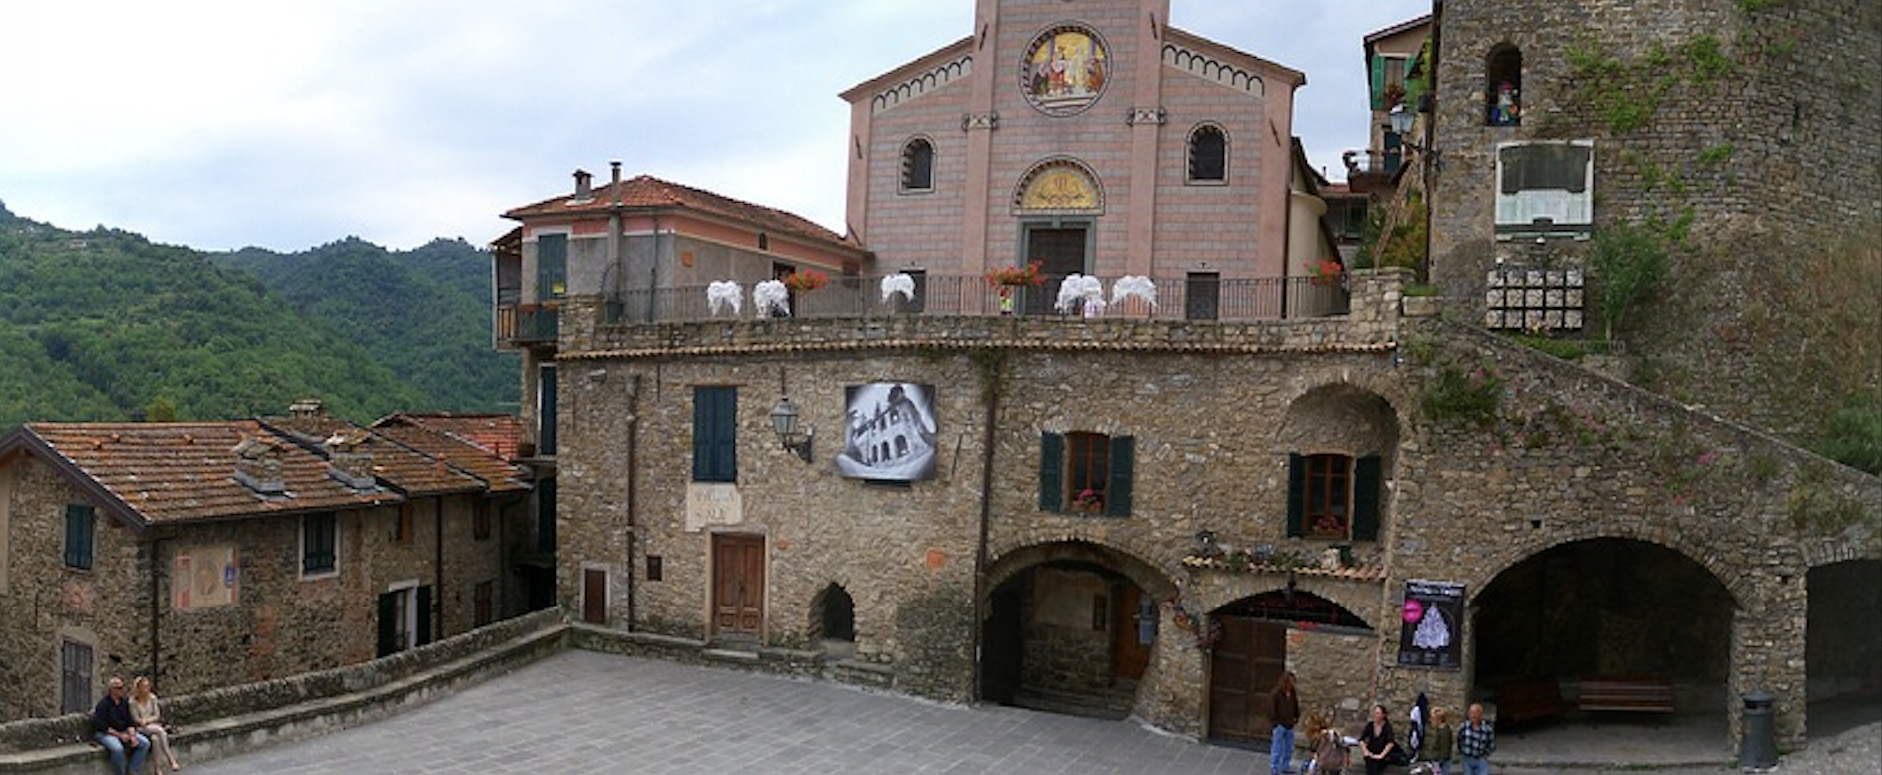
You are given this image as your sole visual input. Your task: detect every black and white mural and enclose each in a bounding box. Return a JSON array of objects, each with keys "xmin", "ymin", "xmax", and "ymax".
[{"xmin": 837, "ymin": 382, "xmax": 937, "ymax": 481}]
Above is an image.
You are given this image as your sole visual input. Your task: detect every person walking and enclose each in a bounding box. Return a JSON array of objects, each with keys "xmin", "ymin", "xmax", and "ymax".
[
  {"xmin": 1457, "ymin": 703, "xmax": 1496, "ymax": 775},
  {"xmin": 1269, "ymin": 672, "xmax": 1302, "ymax": 774}
]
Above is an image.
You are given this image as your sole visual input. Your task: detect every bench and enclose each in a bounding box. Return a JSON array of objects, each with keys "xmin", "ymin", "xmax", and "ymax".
[
  {"xmin": 1578, "ymin": 674, "xmax": 1675, "ymax": 713},
  {"xmin": 1491, "ymin": 677, "xmax": 1569, "ymax": 726}
]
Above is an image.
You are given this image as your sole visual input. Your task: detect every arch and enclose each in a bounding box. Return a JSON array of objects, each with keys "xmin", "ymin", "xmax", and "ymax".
[
  {"xmin": 1805, "ymin": 558, "xmax": 1881, "ymax": 704},
  {"xmin": 984, "ymin": 539, "xmax": 1178, "ymax": 602},
  {"xmin": 1467, "ymin": 526, "xmax": 1752, "ymax": 611},
  {"xmin": 1209, "ymin": 589, "xmax": 1373, "ymax": 631},
  {"xmin": 808, "ymin": 582, "xmax": 856, "ymax": 644},
  {"xmin": 1187, "ymin": 123, "xmax": 1228, "ymax": 183},
  {"xmin": 1485, "ymin": 43, "xmax": 1523, "ymax": 127},
  {"xmin": 900, "ymin": 136, "xmax": 935, "ymax": 193},
  {"xmin": 1012, "ymin": 157, "xmax": 1105, "ymax": 214}
]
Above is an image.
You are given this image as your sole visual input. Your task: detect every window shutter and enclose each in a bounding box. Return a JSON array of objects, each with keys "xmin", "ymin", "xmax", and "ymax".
[
  {"xmin": 1353, "ymin": 454, "xmax": 1383, "ymax": 542},
  {"xmin": 376, "ymin": 592, "xmax": 398, "ymax": 658},
  {"xmin": 1370, "ymin": 55, "xmax": 1387, "ymax": 110},
  {"xmin": 1039, "ymin": 432, "xmax": 1064, "ymax": 512},
  {"xmin": 416, "ymin": 586, "xmax": 434, "ymax": 646},
  {"xmin": 536, "ymin": 234, "xmax": 567, "ymax": 301},
  {"xmin": 693, "ymin": 387, "xmax": 738, "ymax": 483},
  {"xmin": 1286, "ymin": 453, "xmax": 1305, "ymax": 538},
  {"xmin": 715, "ymin": 389, "xmax": 737, "ymax": 481},
  {"xmin": 1105, "ymin": 435, "xmax": 1135, "ymax": 517},
  {"xmin": 64, "ymin": 505, "xmax": 90, "ymax": 568}
]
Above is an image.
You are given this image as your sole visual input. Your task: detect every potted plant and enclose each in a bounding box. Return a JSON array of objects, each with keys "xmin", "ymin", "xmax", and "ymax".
[
  {"xmin": 1306, "ymin": 258, "xmax": 1345, "ymax": 287},
  {"xmin": 781, "ymin": 269, "xmax": 829, "ymax": 292},
  {"xmin": 985, "ymin": 260, "xmax": 1046, "ymax": 287},
  {"xmin": 1072, "ymin": 488, "xmax": 1105, "ymax": 513}
]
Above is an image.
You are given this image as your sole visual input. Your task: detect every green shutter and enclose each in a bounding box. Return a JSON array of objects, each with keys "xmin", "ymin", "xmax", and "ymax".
[
  {"xmin": 1286, "ymin": 453, "xmax": 1305, "ymax": 538},
  {"xmin": 1039, "ymin": 432, "xmax": 1064, "ymax": 512},
  {"xmin": 64, "ymin": 505, "xmax": 93, "ymax": 570},
  {"xmin": 1353, "ymin": 455, "xmax": 1383, "ymax": 542},
  {"xmin": 416, "ymin": 586, "xmax": 434, "ymax": 645},
  {"xmin": 537, "ymin": 234, "xmax": 568, "ymax": 301},
  {"xmin": 1105, "ymin": 435, "xmax": 1134, "ymax": 517},
  {"xmin": 376, "ymin": 592, "xmax": 398, "ymax": 658},
  {"xmin": 691, "ymin": 387, "xmax": 738, "ymax": 483},
  {"xmin": 1370, "ymin": 55, "xmax": 1386, "ymax": 110}
]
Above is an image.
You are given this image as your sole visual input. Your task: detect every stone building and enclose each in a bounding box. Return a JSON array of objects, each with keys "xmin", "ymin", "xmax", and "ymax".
[
  {"xmin": 494, "ymin": 0, "xmax": 1880, "ymax": 758},
  {"xmin": 0, "ymin": 406, "xmax": 531, "ymax": 722}
]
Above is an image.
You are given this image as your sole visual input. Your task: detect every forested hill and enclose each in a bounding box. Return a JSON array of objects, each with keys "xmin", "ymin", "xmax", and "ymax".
[
  {"xmin": 0, "ymin": 202, "xmax": 516, "ymax": 428},
  {"xmin": 213, "ymin": 237, "xmax": 519, "ymax": 418}
]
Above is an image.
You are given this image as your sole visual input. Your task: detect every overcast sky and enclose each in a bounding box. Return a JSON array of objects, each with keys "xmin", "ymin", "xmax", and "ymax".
[{"xmin": 0, "ymin": 1, "xmax": 1429, "ymax": 253}]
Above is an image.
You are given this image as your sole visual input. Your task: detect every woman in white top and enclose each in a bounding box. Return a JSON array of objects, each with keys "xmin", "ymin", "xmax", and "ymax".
[{"xmin": 129, "ymin": 676, "xmax": 182, "ymax": 772}]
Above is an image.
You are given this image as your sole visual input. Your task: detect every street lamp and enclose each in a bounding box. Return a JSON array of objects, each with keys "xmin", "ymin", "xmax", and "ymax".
[
  {"xmin": 1388, "ymin": 104, "xmax": 1436, "ymax": 158},
  {"xmin": 768, "ymin": 396, "xmax": 814, "ymax": 463}
]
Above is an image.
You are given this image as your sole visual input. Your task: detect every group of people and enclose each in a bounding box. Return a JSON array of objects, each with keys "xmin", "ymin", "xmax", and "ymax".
[
  {"xmin": 91, "ymin": 675, "xmax": 184, "ymax": 775},
  {"xmin": 1269, "ymin": 672, "xmax": 1496, "ymax": 775}
]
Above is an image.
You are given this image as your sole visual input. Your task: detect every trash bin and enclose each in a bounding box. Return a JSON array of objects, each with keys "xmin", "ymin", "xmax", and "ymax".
[{"xmin": 1740, "ymin": 690, "xmax": 1777, "ymax": 769}]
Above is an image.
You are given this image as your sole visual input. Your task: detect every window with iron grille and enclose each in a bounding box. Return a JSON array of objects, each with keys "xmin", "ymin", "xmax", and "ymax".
[
  {"xmin": 63, "ymin": 504, "xmax": 94, "ymax": 570},
  {"xmin": 60, "ymin": 639, "xmax": 93, "ymax": 714},
  {"xmin": 302, "ymin": 512, "xmax": 337, "ymax": 577}
]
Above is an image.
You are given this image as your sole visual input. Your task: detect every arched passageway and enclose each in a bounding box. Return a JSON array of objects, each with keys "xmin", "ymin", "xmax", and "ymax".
[
  {"xmin": 980, "ymin": 542, "xmax": 1172, "ymax": 719},
  {"xmin": 1206, "ymin": 590, "xmax": 1373, "ymax": 744},
  {"xmin": 1474, "ymin": 538, "xmax": 1734, "ymax": 729},
  {"xmin": 1805, "ymin": 559, "xmax": 1882, "ymax": 737}
]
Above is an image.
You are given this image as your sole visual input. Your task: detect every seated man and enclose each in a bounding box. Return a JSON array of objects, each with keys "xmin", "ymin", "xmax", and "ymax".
[{"xmin": 91, "ymin": 676, "xmax": 150, "ymax": 775}]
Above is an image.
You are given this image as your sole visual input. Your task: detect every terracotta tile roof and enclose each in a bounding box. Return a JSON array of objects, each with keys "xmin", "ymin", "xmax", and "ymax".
[
  {"xmin": 503, "ymin": 174, "xmax": 858, "ymax": 252},
  {"xmin": 21, "ymin": 422, "xmax": 397, "ymax": 525},
  {"xmin": 261, "ymin": 416, "xmax": 489, "ymax": 497},
  {"xmin": 370, "ymin": 414, "xmax": 530, "ymax": 493}
]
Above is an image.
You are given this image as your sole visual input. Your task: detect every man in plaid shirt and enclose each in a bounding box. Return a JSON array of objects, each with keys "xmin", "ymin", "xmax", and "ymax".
[{"xmin": 1457, "ymin": 703, "xmax": 1496, "ymax": 775}]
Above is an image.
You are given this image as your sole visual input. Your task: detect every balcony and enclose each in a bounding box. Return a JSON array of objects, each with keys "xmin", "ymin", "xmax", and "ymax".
[
  {"xmin": 593, "ymin": 274, "xmax": 1348, "ymax": 326},
  {"xmin": 495, "ymin": 298, "xmax": 560, "ymax": 347}
]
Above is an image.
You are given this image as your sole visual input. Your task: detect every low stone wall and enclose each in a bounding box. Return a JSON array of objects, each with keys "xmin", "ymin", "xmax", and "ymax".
[
  {"xmin": 0, "ymin": 609, "xmax": 565, "ymax": 774},
  {"xmin": 568, "ymin": 625, "xmax": 910, "ymax": 694}
]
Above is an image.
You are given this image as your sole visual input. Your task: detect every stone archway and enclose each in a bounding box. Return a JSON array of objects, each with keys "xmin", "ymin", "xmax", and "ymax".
[
  {"xmin": 1805, "ymin": 558, "xmax": 1881, "ymax": 738},
  {"xmin": 1205, "ymin": 590, "xmax": 1375, "ymax": 744},
  {"xmin": 979, "ymin": 541, "xmax": 1176, "ymax": 718},
  {"xmin": 1473, "ymin": 538, "xmax": 1734, "ymax": 732}
]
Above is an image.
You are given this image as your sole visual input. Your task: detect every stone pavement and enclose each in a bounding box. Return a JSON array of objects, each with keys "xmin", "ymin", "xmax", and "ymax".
[{"xmin": 180, "ymin": 649, "xmax": 1880, "ymax": 775}]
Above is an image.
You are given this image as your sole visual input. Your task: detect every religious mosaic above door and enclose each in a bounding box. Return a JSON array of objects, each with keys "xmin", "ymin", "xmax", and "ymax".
[{"xmin": 1022, "ymin": 25, "xmax": 1109, "ymax": 116}]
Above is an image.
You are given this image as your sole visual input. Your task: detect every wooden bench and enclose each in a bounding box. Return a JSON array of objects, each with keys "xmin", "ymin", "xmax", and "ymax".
[
  {"xmin": 1492, "ymin": 677, "xmax": 1569, "ymax": 726},
  {"xmin": 1578, "ymin": 674, "xmax": 1675, "ymax": 713}
]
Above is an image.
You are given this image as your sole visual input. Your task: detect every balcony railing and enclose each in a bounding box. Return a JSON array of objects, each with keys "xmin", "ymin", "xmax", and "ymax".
[
  {"xmin": 495, "ymin": 303, "xmax": 559, "ymax": 345},
  {"xmin": 594, "ymin": 274, "xmax": 1348, "ymax": 326}
]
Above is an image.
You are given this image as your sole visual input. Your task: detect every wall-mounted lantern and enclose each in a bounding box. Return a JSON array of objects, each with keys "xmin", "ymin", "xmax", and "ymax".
[{"xmin": 768, "ymin": 396, "xmax": 814, "ymax": 463}]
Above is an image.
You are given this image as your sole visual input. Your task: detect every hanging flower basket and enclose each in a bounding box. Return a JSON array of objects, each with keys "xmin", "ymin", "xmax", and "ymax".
[{"xmin": 781, "ymin": 269, "xmax": 829, "ymax": 292}]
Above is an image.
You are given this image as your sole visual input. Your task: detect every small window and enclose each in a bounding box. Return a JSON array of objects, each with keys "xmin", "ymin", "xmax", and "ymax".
[
  {"xmin": 901, "ymin": 138, "xmax": 935, "ymax": 192},
  {"xmin": 1486, "ymin": 45, "xmax": 1523, "ymax": 127},
  {"xmin": 1287, "ymin": 453, "xmax": 1383, "ymax": 541},
  {"xmin": 1188, "ymin": 125, "xmax": 1228, "ymax": 183},
  {"xmin": 63, "ymin": 504, "xmax": 95, "ymax": 570},
  {"xmin": 535, "ymin": 233, "xmax": 567, "ymax": 301},
  {"xmin": 693, "ymin": 387, "xmax": 738, "ymax": 483},
  {"xmin": 59, "ymin": 639, "xmax": 94, "ymax": 714},
  {"xmin": 1039, "ymin": 431, "xmax": 1135, "ymax": 516},
  {"xmin": 302, "ymin": 512, "xmax": 338, "ymax": 577},
  {"xmin": 473, "ymin": 500, "xmax": 492, "ymax": 541}
]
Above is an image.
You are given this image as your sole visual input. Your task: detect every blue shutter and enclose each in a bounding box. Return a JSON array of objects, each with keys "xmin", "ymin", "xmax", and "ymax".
[
  {"xmin": 693, "ymin": 387, "xmax": 737, "ymax": 483},
  {"xmin": 1286, "ymin": 453, "xmax": 1305, "ymax": 538},
  {"xmin": 1039, "ymin": 432, "xmax": 1064, "ymax": 512},
  {"xmin": 1105, "ymin": 435, "xmax": 1134, "ymax": 517},
  {"xmin": 1353, "ymin": 455, "xmax": 1383, "ymax": 542}
]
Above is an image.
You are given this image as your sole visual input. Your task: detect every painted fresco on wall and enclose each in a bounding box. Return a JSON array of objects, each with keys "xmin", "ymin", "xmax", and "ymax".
[
  {"xmin": 1017, "ymin": 161, "xmax": 1102, "ymax": 212},
  {"xmin": 1023, "ymin": 26, "xmax": 1108, "ymax": 115},
  {"xmin": 174, "ymin": 545, "xmax": 238, "ymax": 610},
  {"xmin": 1397, "ymin": 579, "xmax": 1464, "ymax": 670},
  {"xmin": 838, "ymin": 383, "xmax": 937, "ymax": 481}
]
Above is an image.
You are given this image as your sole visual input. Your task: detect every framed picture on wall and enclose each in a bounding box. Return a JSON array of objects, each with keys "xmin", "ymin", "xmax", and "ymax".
[{"xmin": 837, "ymin": 383, "xmax": 937, "ymax": 481}]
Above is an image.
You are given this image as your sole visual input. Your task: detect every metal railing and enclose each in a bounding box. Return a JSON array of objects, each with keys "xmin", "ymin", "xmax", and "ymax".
[
  {"xmin": 594, "ymin": 274, "xmax": 1348, "ymax": 325},
  {"xmin": 496, "ymin": 304, "xmax": 559, "ymax": 345}
]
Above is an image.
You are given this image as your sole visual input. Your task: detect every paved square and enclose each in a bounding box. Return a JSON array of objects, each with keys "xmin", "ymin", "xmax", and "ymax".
[{"xmin": 185, "ymin": 650, "xmax": 1266, "ymax": 774}]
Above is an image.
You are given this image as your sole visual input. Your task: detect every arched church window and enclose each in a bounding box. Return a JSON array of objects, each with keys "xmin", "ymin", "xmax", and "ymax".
[
  {"xmin": 901, "ymin": 137, "xmax": 934, "ymax": 192},
  {"xmin": 1187, "ymin": 124, "xmax": 1228, "ymax": 183}
]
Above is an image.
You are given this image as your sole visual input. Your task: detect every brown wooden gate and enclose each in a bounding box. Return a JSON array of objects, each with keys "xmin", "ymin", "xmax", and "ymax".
[
  {"xmin": 582, "ymin": 568, "xmax": 607, "ymax": 624},
  {"xmin": 712, "ymin": 534, "xmax": 765, "ymax": 638},
  {"xmin": 1208, "ymin": 617, "xmax": 1287, "ymax": 742}
]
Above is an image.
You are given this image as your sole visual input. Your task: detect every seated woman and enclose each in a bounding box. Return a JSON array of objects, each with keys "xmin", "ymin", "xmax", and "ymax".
[
  {"xmin": 1359, "ymin": 703, "xmax": 1398, "ymax": 775},
  {"xmin": 130, "ymin": 676, "xmax": 183, "ymax": 772}
]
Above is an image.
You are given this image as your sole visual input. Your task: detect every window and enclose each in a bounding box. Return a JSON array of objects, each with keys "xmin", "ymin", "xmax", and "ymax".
[
  {"xmin": 693, "ymin": 387, "xmax": 738, "ymax": 483},
  {"xmin": 901, "ymin": 138, "xmax": 935, "ymax": 192},
  {"xmin": 376, "ymin": 585, "xmax": 432, "ymax": 657},
  {"xmin": 395, "ymin": 504, "xmax": 414, "ymax": 545},
  {"xmin": 1287, "ymin": 453, "xmax": 1383, "ymax": 541},
  {"xmin": 302, "ymin": 512, "xmax": 337, "ymax": 577},
  {"xmin": 1486, "ymin": 45, "xmax": 1523, "ymax": 127},
  {"xmin": 535, "ymin": 233, "xmax": 567, "ymax": 301},
  {"xmin": 1038, "ymin": 431, "xmax": 1135, "ymax": 516},
  {"xmin": 1495, "ymin": 141, "xmax": 1595, "ymax": 237},
  {"xmin": 472, "ymin": 500, "xmax": 492, "ymax": 541},
  {"xmin": 1187, "ymin": 125, "xmax": 1227, "ymax": 183},
  {"xmin": 59, "ymin": 639, "xmax": 93, "ymax": 714},
  {"xmin": 63, "ymin": 504, "xmax": 95, "ymax": 570}
]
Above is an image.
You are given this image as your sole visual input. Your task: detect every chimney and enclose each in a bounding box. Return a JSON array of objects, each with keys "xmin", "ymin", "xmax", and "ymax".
[
  {"xmin": 284, "ymin": 398, "xmax": 328, "ymax": 436},
  {"xmin": 324, "ymin": 428, "xmax": 377, "ymax": 490},
  {"xmin": 573, "ymin": 168, "xmax": 593, "ymax": 199},
  {"xmin": 232, "ymin": 436, "xmax": 286, "ymax": 496},
  {"xmin": 610, "ymin": 160, "xmax": 622, "ymax": 187}
]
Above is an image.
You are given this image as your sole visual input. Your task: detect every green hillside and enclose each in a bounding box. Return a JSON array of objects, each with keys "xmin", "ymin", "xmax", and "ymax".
[
  {"xmin": 0, "ymin": 202, "xmax": 510, "ymax": 427},
  {"xmin": 214, "ymin": 237, "xmax": 519, "ymax": 415}
]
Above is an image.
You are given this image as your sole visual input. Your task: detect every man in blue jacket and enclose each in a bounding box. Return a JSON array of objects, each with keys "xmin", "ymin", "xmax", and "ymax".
[{"xmin": 92, "ymin": 676, "xmax": 150, "ymax": 775}]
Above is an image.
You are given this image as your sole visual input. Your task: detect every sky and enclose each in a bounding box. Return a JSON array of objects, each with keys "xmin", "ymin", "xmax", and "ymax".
[{"xmin": 0, "ymin": 0, "xmax": 1429, "ymax": 253}]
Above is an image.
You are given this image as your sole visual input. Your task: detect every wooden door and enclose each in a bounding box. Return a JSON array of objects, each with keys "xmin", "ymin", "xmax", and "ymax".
[
  {"xmin": 1023, "ymin": 227, "xmax": 1087, "ymax": 315},
  {"xmin": 582, "ymin": 568, "xmax": 607, "ymax": 624},
  {"xmin": 1113, "ymin": 585, "xmax": 1152, "ymax": 679},
  {"xmin": 1208, "ymin": 617, "xmax": 1287, "ymax": 742},
  {"xmin": 712, "ymin": 534, "xmax": 765, "ymax": 637}
]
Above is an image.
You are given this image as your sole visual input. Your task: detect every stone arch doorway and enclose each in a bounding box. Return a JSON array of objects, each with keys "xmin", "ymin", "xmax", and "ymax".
[
  {"xmin": 980, "ymin": 541, "xmax": 1174, "ymax": 718},
  {"xmin": 1805, "ymin": 558, "xmax": 1881, "ymax": 737},
  {"xmin": 809, "ymin": 583, "xmax": 856, "ymax": 657},
  {"xmin": 1206, "ymin": 590, "xmax": 1374, "ymax": 744},
  {"xmin": 1474, "ymin": 538, "xmax": 1734, "ymax": 728}
]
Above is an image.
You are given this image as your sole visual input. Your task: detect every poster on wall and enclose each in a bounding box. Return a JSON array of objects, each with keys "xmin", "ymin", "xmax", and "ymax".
[
  {"xmin": 836, "ymin": 382, "xmax": 937, "ymax": 481},
  {"xmin": 173, "ymin": 545, "xmax": 238, "ymax": 611},
  {"xmin": 1397, "ymin": 579, "xmax": 1464, "ymax": 670}
]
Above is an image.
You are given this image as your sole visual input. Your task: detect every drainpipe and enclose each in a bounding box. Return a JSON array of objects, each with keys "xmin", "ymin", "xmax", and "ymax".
[
  {"xmin": 625, "ymin": 373, "xmax": 641, "ymax": 629},
  {"xmin": 970, "ymin": 352, "xmax": 1003, "ymax": 700},
  {"xmin": 434, "ymin": 497, "xmax": 445, "ymax": 642}
]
